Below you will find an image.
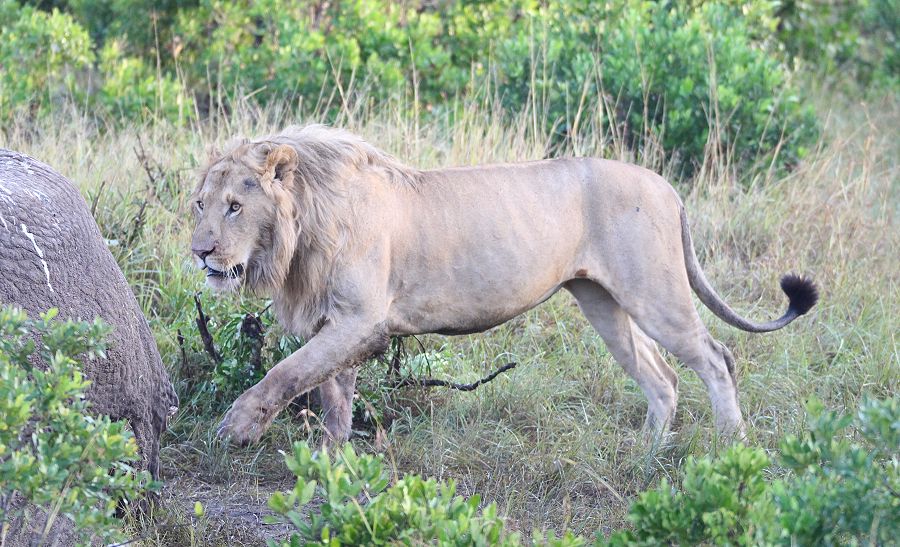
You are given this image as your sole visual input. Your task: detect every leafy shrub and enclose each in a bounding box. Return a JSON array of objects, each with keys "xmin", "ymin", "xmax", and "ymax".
[
  {"xmin": 266, "ymin": 397, "xmax": 898, "ymax": 546},
  {"xmin": 98, "ymin": 39, "xmax": 194, "ymax": 123},
  {"xmin": 162, "ymin": 288, "xmax": 379, "ymax": 428},
  {"xmin": 166, "ymin": 0, "xmax": 816, "ymax": 169},
  {"xmin": 267, "ymin": 442, "xmax": 520, "ymax": 546},
  {"xmin": 199, "ymin": 299, "xmax": 300, "ymax": 401},
  {"xmin": 3, "ymin": 0, "xmax": 821, "ymax": 170},
  {"xmin": 0, "ymin": 306, "xmax": 153, "ymax": 546},
  {"xmin": 776, "ymin": 0, "xmax": 899, "ymax": 89},
  {"xmin": 773, "ymin": 397, "xmax": 899, "ymax": 545},
  {"xmin": 599, "ymin": 2, "xmax": 818, "ymax": 169},
  {"xmin": 257, "ymin": 322, "xmax": 897, "ymax": 547},
  {"xmin": 153, "ymin": 290, "xmax": 305, "ymax": 412},
  {"xmin": 167, "ymin": 0, "xmax": 816, "ymax": 168},
  {"xmin": 604, "ymin": 396, "xmax": 900, "ymax": 546},
  {"xmin": 0, "ymin": 1, "xmax": 93, "ymax": 117},
  {"xmin": 0, "ymin": 0, "xmax": 191, "ymax": 123},
  {"xmin": 605, "ymin": 445, "xmax": 776, "ymax": 545},
  {"xmin": 171, "ymin": 0, "xmax": 447, "ymax": 107},
  {"xmin": 65, "ymin": 0, "xmax": 198, "ymax": 55}
]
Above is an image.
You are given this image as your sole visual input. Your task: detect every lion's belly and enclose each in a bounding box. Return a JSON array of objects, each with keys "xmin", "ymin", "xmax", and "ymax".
[
  {"xmin": 386, "ymin": 267, "xmax": 567, "ymax": 336},
  {"xmin": 387, "ymin": 231, "xmax": 579, "ymax": 335}
]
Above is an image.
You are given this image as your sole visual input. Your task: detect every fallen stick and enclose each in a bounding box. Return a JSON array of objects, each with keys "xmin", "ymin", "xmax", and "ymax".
[{"xmin": 392, "ymin": 362, "xmax": 518, "ymax": 392}]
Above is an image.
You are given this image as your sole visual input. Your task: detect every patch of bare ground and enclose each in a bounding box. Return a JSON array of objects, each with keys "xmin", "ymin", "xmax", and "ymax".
[
  {"xmin": 156, "ymin": 474, "xmax": 299, "ymax": 546},
  {"xmin": 120, "ymin": 419, "xmax": 317, "ymax": 546}
]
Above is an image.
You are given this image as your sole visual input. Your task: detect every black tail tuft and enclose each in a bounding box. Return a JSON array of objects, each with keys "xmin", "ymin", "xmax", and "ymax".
[{"xmin": 780, "ymin": 274, "xmax": 819, "ymax": 316}]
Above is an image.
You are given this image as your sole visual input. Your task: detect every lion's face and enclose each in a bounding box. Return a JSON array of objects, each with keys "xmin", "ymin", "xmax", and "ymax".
[{"xmin": 190, "ymin": 149, "xmax": 298, "ymax": 293}]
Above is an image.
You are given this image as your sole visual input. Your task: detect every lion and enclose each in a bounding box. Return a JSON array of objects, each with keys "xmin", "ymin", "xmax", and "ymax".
[{"xmin": 190, "ymin": 125, "xmax": 818, "ymax": 446}]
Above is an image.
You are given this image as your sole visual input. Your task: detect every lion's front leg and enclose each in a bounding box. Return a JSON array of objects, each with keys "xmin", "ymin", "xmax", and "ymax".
[
  {"xmin": 217, "ymin": 319, "xmax": 388, "ymax": 446},
  {"xmin": 318, "ymin": 367, "xmax": 358, "ymax": 448},
  {"xmin": 216, "ymin": 382, "xmax": 278, "ymax": 445}
]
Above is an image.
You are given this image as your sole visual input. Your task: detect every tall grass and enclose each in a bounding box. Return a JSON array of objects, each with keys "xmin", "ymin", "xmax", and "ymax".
[{"xmin": 1, "ymin": 84, "xmax": 896, "ymax": 542}]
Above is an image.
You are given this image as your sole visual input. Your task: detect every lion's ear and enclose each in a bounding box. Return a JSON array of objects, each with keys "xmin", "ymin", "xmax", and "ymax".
[
  {"xmin": 205, "ymin": 144, "xmax": 220, "ymax": 164},
  {"xmin": 264, "ymin": 144, "xmax": 299, "ymax": 190}
]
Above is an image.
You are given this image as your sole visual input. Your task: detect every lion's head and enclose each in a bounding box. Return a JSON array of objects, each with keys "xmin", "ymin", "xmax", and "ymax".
[
  {"xmin": 191, "ymin": 125, "xmax": 419, "ymax": 333},
  {"xmin": 190, "ymin": 141, "xmax": 300, "ymax": 294}
]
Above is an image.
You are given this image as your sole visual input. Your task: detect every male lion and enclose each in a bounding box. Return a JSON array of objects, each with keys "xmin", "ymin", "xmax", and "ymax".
[{"xmin": 190, "ymin": 125, "xmax": 817, "ymax": 446}]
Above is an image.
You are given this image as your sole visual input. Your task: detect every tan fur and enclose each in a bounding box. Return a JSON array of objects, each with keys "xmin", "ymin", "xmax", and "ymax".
[{"xmin": 191, "ymin": 125, "xmax": 815, "ymax": 445}]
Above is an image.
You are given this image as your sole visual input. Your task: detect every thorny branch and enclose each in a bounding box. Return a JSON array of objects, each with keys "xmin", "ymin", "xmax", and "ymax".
[
  {"xmin": 190, "ymin": 296, "xmax": 267, "ymax": 371},
  {"xmin": 189, "ymin": 305, "xmax": 515, "ymax": 392}
]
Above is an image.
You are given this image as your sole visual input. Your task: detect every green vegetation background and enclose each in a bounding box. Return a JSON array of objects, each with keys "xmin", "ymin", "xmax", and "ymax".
[{"xmin": 2, "ymin": 0, "xmax": 896, "ymax": 169}]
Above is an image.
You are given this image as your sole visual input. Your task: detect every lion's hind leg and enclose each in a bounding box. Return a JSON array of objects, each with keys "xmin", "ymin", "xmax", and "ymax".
[
  {"xmin": 565, "ymin": 279, "xmax": 678, "ymax": 436},
  {"xmin": 617, "ymin": 285, "xmax": 746, "ymax": 438}
]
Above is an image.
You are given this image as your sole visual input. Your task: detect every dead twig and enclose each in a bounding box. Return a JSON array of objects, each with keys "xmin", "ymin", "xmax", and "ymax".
[
  {"xmin": 124, "ymin": 197, "xmax": 148, "ymax": 247},
  {"xmin": 387, "ymin": 336, "xmax": 405, "ymax": 380},
  {"xmin": 193, "ymin": 292, "xmax": 222, "ymax": 364},
  {"xmin": 176, "ymin": 328, "xmax": 187, "ymax": 371},
  {"xmin": 134, "ymin": 135, "xmax": 160, "ymax": 188},
  {"xmin": 89, "ymin": 179, "xmax": 108, "ymax": 216},
  {"xmin": 392, "ymin": 362, "xmax": 518, "ymax": 392},
  {"xmin": 385, "ymin": 335, "xmax": 429, "ymax": 380},
  {"xmin": 239, "ymin": 312, "xmax": 265, "ymax": 375}
]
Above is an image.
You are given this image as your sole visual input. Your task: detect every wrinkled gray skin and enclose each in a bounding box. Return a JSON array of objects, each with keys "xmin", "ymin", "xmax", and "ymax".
[{"xmin": 0, "ymin": 149, "xmax": 177, "ymax": 477}]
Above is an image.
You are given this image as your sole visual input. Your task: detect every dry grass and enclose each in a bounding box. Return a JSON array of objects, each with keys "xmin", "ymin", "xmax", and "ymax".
[{"xmin": 1, "ymin": 88, "xmax": 896, "ymax": 544}]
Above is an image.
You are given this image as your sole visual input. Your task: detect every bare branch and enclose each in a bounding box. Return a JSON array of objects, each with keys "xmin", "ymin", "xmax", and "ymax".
[
  {"xmin": 392, "ymin": 362, "xmax": 518, "ymax": 392},
  {"xmin": 176, "ymin": 328, "xmax": 187, "ymax": 370},
  {"xmin": 193, "ymin": 292, "xmax": 222, "ymax": 364},
  {"xmin": 133, "ymin": 135, "xmax": 160, "ymax": 187},
  {"xmin": 239, "ymin": 312, "xmax": 265, "ymax": 374}
]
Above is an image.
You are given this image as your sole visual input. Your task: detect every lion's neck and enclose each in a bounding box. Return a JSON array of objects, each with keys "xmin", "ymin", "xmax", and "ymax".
[{"xmin": 271, "ymin": 246, "xmax": 337, "ymax": 340}]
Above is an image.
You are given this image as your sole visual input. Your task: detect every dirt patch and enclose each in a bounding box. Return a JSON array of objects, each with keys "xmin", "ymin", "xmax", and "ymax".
[{"xmin": 130, "ymin": 473, "xmax": 306, "ymax": 546}]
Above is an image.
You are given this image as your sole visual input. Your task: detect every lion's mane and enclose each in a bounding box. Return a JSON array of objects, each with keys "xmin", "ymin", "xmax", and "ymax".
[{"xmin": 202, "ymin": 125, "xmax": 420, "ymax": 336}]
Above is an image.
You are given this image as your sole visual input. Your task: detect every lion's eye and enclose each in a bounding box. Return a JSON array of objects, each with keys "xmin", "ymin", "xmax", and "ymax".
[
  {"xmin": 196, "ymin": 200, "xmax": 204, "ymax": 211},
  {"xmin": 229, "ymin": 202, "xmax": 242, "ymax": 214}
]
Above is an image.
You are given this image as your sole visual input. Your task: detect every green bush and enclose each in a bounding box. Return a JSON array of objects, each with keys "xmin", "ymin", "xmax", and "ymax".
[
  {"xmin": 267, "ymin": 442, "xmax": 520, "ymax": 546},
  {"xmin": 98, "ymin": 39, "xmax": 194, "ymax": 123},
  {"xmin": 167, "ymin": 0, "xmax": 817, "ymax": 169},
  {"xmin": 776, "ymin": 0, "xmax": 899, "ymax": 89},
  {"xmin": 599, "ymin": 2, "xmax": 818, "ymax": 169},
  {"xmin": 2, "ymin": 0, "xmax": 821, "ymax": 170},
  {"xmin": 0, "ymin": 0, "xmax": 191, "ymax": 123},
  {"xmin": 266, "ymin": 396, "xmax": 898, "ymax": 546},
  {"xmin": 171, "ymin": 0, "xmax": 447, "ymax": 106},
  {"xmin": 773, "ymin": 397, "xmax": 899, "ymax": 545},
  {"xmin": 65, "ymin": 0, "xmax": 198, "ymax": 56},
  {"xmin": 166, "ymin": 292, "xmax": 303, "ymax": 411},
  {"xmin": 0, "ymin": 1, "xmax": 93, "ymax": 117},
  {"xmin": 605, "ymin": 445, "xmax": 776, "ymax": 545},
  {"xmin": 0, "ymin": 306, "xmax": 153, "ymax": 546},
  {"xmin": 605, "ymin": 396, "xmax": 900, "ymax": 546}
]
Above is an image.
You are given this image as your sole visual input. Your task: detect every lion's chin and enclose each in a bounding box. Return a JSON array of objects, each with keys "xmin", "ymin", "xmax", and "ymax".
[
  {"xmin": 204, "ymin": 263, "xmax": 245, "ymax": 292},
  {"xmin": 205, "ymin": 275, "xmax": 242, "ymax": 292}
]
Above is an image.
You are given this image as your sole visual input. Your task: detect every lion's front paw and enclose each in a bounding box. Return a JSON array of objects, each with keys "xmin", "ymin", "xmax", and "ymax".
[{"xmin": 216, "ymin": 388, "xmax": 276, "ymax": 446}]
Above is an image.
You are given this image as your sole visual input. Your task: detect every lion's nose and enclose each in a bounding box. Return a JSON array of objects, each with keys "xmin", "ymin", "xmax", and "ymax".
[{"xmin": 192, "ymin": 245, "xmax": 215, "ymax": 260}]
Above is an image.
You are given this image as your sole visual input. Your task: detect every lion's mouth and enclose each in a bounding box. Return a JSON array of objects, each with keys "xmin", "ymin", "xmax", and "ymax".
[{"xmin": 205, "ymin": 263, "xmax": 244, "ymax": 280}]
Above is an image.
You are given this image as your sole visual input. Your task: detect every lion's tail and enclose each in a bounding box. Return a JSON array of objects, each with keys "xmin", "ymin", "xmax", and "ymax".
[{"xmin": 679, "ymin": 207, "xmax": 818, "ymax": 333}]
